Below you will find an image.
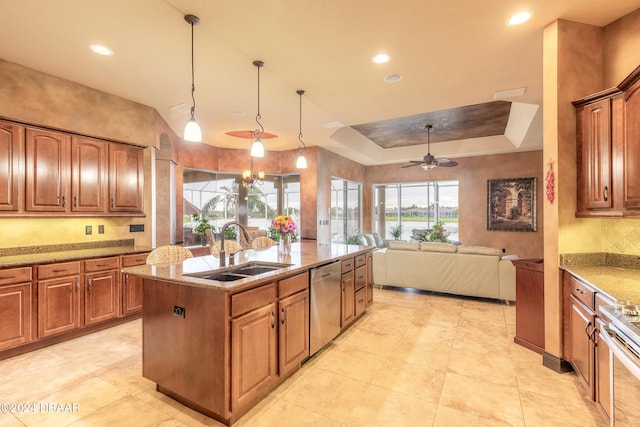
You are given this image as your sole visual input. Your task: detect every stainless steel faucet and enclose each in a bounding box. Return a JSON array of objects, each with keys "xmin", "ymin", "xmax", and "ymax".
[{"xmin": 219, "ymin": 221, "xmax": 251, "ymax": 267}]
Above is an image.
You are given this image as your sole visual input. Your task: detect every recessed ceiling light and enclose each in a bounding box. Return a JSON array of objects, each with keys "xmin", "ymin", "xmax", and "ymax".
[
  {"xmin": 89, "ymin": 44, "xmax": 113, "ymax": 56},
  {"xmin": 509, "ymin": 11, "xmax": 532, "ymax": 25},
  {"xmin": 232, "ymin": 111, "xmax": 246, "ymax": 117},
  {"xmin": 384, "ymin": 74, "xmax": 403, "ymax": 83},
  {"xmin": 372, "ymin": 54, "xmax": 389, "ymax": 64},
  {"xmin": 323, "ymin": 121, "xmax": 344, "ymax": 129}
]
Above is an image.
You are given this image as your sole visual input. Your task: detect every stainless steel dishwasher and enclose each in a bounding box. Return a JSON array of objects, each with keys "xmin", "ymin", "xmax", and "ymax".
[{"xmin": 309, "ymin": 260, "xmax": 342, "ymax": 356}]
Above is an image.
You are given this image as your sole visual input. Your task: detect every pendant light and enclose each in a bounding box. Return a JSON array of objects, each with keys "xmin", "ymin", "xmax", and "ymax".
[
  {"xmin": 183, "ymin": 14, "xmax": 202, "ymax": 142},
  {"xmin": 250, "ymin": 60, "xmax": 265, "ymax": 157},
  {"xmin": 296, "ymin": 89, "xmax": 308, "ymax": 169}
]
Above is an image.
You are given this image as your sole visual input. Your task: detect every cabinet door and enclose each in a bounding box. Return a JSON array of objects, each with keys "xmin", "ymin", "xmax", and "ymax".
[
  {"xmin": 341, "ymin": 271, "xmax": 355, "ymax": 327},
  {"xmin": 0, "ymin": 283, "xmax": 32, "ymax": 351},
  {"xmin": 569, "ymin": 295, "xmax": 595, "ymax": 398},
  {"xmin": 622, "ymin": 81, "xmax": 640, "ymax": 210},
  {"xmin": 109, "ymin": 143, "xmax": 144, "ymax": 212},
  {"xmin": 120, "ymin": 253, "xmax": 149, "ymax": 316},
  {"xmin": 231, "ymin": 302, "xmax": 277, "ymax": 412},
  {"xmin": 577, "ymin": 99, "xmax": 612, "ymax": 210},
  {"xmin": 85, "ymin": 270, "xmax": 119, "ymax": 325},
  {"xmin": 25, "ymin": 128, "xmax": 71, "ymax": 212},
  {"xmin": 595, "ymin": 318, "xmax": 611, "ymax": 422},
  {"xmin": 365, "ymin": 252, "xmax": 374, "ymax": 306},
  {"xmin": 279, "ymin": 290, "xmax": 309, "ymax": 377},
  {"xmin": 38, "ymin": 276, "xmax": 80, "ymax": 338},
  {"xmin": 354, "ymin": 265, "xmax": 366, "ymax": 291},
  {"xmin": 71, "ymin": 136, "xmax": 107, "ymax": 212},
  {"xmin": 0, "ymin": 122, "xmax": 23, "ymax": 212}
]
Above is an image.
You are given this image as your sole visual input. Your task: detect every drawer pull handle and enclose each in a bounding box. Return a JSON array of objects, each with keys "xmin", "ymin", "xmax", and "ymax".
[
  {"xmin": 87, "ymin": 278, "xmax": 92, "ymax": 291},
  {"xmin": 575, "ymin": 287, "xmax": 585, "ymax": 294},
  {"xmin": 53, "ymin": 268, "xmax": 69, "ymax": 273},
  {"xmin": 271, "ymin": 311, "xmax": 276, "ymax": 328},
  {"xmin": 0, "ymin": 274, "xmax": 17, "ymax": 280},
  {"xmin": 603, "ymin": 186, "xmax": 609, "ymax": 202},
  {"xmin": 111, "ymin": 198, "xmax": 115, "ymax": 209},
  {"xmin": 62, "ymin": 196, "xmax": 66, "ymax": 208},
  {"xmin": 73, "ymin": 196, "xmax": 77, "ymax": 207},
  {"xmin": 281, "ymin": 307, "xmax": 286, "ymax": 324},
  {"xmin": 96, "ymin": 263, "xmax": 110, "ymax": 267}
]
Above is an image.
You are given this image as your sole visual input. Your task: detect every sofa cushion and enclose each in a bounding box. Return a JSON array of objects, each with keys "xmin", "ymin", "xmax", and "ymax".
[
  {"xmin": 371, "ymin": 232, "xmax": 386, "ymax": 248},
  {"xmin": 362, "ymin": 233, "xmax": 376, "ymax": 247},
  {"xmin": 356, "ymin": 234, "xmax": 369, "ymax": 246},
  {"xmin": 420, "ymin": 242, "xmax": 458, "ymax": 253},
  {"xmin": 387, "ymin": 241, "xmax": 421, "ymax": 251},
  {"xmin": 457, "ymin": 245, "xmax": 502, "ymax": 256}
]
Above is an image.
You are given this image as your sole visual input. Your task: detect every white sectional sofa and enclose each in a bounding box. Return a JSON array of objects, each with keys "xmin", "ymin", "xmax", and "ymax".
[{"xmin": 372, "ymin": 241, "xmax": 518, "ymax": 302}]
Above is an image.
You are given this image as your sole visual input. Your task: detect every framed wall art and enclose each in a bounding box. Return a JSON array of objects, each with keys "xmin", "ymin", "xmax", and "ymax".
[{"xmin": 487, "ymin": 177, "xmax": 536, "ymax": 232}]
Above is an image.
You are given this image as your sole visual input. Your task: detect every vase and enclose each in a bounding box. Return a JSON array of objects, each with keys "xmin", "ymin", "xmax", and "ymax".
[{"xmin": 279, "ymin": 233, "xmax": 292, "ymax": 255}]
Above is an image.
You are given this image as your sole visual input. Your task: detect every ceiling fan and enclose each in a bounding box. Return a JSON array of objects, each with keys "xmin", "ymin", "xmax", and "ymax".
[{"xmin": 402, "ymin": 124, "xmax": 458, "ymax": 170}]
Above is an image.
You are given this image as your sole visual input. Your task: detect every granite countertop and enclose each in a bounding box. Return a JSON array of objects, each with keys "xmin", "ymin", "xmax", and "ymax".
[
  {"xmin": 560, "ymin": 252, "xmax": 640, "ymax": 304},
  {"xmin": 122, "ymin": 241, "xmax": 373, "ymax": 292},
  {"xmin": 0, "ymin": 239, "xmax": 153, "ymax": 268}
]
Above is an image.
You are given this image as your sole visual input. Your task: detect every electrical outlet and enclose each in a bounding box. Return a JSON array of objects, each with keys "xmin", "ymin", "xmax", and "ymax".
[
  {"xmin": 98, "ymin": 225, "xmax": 104, "ymax": 234},
  {"xmin": 85, "ymin": 225, "xmax": 92, "ymax": 235},
  {"xmin": 173, "ymin": 305, "xmax": 185, "ymax": 318}
]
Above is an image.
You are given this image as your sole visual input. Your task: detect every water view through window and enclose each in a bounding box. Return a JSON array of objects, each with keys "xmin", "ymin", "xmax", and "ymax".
[{"xmin": 373, "ymin": 180, "xmax": 459, "ymax": 242}]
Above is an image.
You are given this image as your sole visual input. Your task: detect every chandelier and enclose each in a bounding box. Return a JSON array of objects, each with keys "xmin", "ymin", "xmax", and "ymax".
[{"xmin": 241, "ymin": 157, "xmax": 265, "ymax": 188}]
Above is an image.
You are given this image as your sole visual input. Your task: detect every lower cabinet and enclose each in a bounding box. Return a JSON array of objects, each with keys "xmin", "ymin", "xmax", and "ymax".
[
  {"xmin": 569, "ymin": 294, "xmax": 595, "ymax": 396},
  {"xmin": 231, "ymin": 301, "xmax": 278, "ymax": 412},
  {"xmin": 341, "ymin": 270, "xmax": 355, "ymax": 327},
  {"xmin": 595, "ymin": 317, "xmax": 611, "ymax": 421},
  {"xmin": 120, "ymin": 252, "xmax": 149, "ymax": 316},
  {"xmin": 278, "ymin": 272, "xmax": 309, "ymax": 377},
  {"xmin": 37, "ymin": 261, "xmax": 81, "ymax": 339},
  {"xmin": 365, "ymin": 251, "xmax": 374, "ymax": 306},
  {"xmin": 0, "ymin": 267, "xmax": 32, "ymax": 351},
  {"xmin": 84, "ymin": 257, "xmax": 120, "ymax": 325}
]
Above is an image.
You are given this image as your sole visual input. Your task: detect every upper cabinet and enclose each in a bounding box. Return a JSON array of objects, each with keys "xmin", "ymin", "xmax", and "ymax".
[
  {"xmin": 2, "ymin": 120, "xmax": 144, "ymax": 217},
  {"xmin": 0, "ymin": 122, "xmax": 23, "ymax": 212},
  {"xmin": 574, "ymin": 65, "xmax": 640, "ymax": 217}
]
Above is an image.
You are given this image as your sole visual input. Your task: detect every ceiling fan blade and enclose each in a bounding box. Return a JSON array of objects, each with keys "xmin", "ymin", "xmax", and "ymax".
[
  {"xmin": 435, "ymin": 158, "xmax": 458, "ymax": 167},
  {"xmin": 401, "ymin": 162, "xmax": 425, "ymax": 168}
]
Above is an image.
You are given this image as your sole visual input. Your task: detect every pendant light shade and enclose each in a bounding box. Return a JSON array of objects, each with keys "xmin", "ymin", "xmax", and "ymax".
[
  {"xmin": 296, "ymin": 89, "xmax": 308, "ymax": 169},
  {"xmin": 183, "ymin": 14, "xmax": 202, "ymax": 142},
  {"xmin": 251, "ymin": 60, "xmax": 266, "ymax": 157}
]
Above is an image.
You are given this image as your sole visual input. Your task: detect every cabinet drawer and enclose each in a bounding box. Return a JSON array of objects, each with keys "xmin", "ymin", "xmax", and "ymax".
[
  {"xmin": 278, "ymin": 272, "xmax": 309, "ymax": 298},
  {"xmin": 85, "ymin": 256, "xmax": 119, "ymax": 272},
  {"xmin": 569, "ymin": 275, "xmax": 594, "ymax": 310},
  {"xmin": 355, "ymin": 288, "xmax": 366, "ymax": 317},
  {"xmin": 341, "ymin": 257, "xmax": 355, "ymax": 273},
  {"xmin": 122, "ymin": 253, "xmax": 150, "ymax": 267},
  {"xmin": 355, "ymin": 254, "xmax": 366, "ymax": 268},
  {"xmin": 231, "ymin": 283, "xmax": 277, "ymax": 318},
  {"xmin": 0, "ymin": 267, "xmax": 32, "ymax": 286},
  {"xmin": 354, "ymin": 265, "xmax": 366, "ymax": 290},
  {"xmin": 38, "ymin": 261, "xmax": 81, "ymax": 280}
]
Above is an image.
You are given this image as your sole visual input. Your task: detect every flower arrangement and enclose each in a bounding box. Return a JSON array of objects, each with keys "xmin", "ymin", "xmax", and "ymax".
[
  {"xmin": 428, "ymin": 222, "xmax": 450, "ymax": 243},
  {"xmin": 270, "ymin": 215, "xmax": 297, "ymax": 240}
]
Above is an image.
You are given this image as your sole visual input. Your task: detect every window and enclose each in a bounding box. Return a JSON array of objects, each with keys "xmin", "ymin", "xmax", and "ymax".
[
  {"xmin": 373, "ymin": 180, "xmax": 459, "ymax": 242},
  {"xmin": 331, "ymin": 177, "xmax": 362, "ymax": 243},
  {"xmin": 183, "ymin": 168, "xmax": 300, "ymax": 245}
]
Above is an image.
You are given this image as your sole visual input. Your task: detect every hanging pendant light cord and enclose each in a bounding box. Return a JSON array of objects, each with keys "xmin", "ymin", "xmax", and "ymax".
[
  {"xmin": 298, "ymin": 90, "xmax": 306, "ymax": 148},
  {"xmin": 254, "ymin": 61, "xmax": 264, "ymax": 137},
  {"xmin": 190, "ymin": 20, "xmax": 196, "ymax": 113}
]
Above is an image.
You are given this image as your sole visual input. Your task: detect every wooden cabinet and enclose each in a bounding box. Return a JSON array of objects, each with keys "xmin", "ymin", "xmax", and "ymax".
[
  {"xmin": 569, "ymin": 293, "xmax": 595, "ymax": 397},
  {"xmin": 574, "ymin": 64, "xmax": 640, "ymax": 217},
  {"xmin": 594, "ymin": 292, "xmax": 614, "ymax": 422},
  {"xmin": 120, "ymin": 253, "xmax": 149, "ymax": 316},
  {"xmin": 0, "ymin": 267, "xmax": 32, "ymax": 351},
  {"xmin": 37, "ymin": 261, "xmax": 81, "ymax": 338},
  {"xmin": 278, "ymin": 272, "xmax": 309, "ymax": 377},
  {"xmin": 25, "ymin": 128, "xmax": 70, "ymax": 212},
  {"xmin": 84, "ymin": 257, "xmax": 119, "ymax": 325},
  {"xmin": 512, "ymin": 259, "xmax": 545, "ymax": 354},
  {"xmin": 0, "ymin": 122, "xmax": 23, "ymax": 212},
  {"xmin": 230, "ymin": 284, "xmax": 278, "ymax": 413},
  {"xmin": 576, "ymin": 98, "xmax": 613, "ymax": 212},
  {"xmin": 0, "ymin": 119, "xmax": 144, "ymax": 217},
  {"xmin": 71, "ymin": 136, "xmax": 107, "ymax": 212},
  {"xmin": 109, "ymin": 143, "xmax": 144, "ymax": 213},
  {"xmin": 341, "ymin": 270, "xmax": 355, "ymax": 327}
]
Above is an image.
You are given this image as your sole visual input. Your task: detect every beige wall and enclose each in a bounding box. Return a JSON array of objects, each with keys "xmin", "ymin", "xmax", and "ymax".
[{"xmin": 366, "ymin": 151, "xmax": 544, "ymax": 259}]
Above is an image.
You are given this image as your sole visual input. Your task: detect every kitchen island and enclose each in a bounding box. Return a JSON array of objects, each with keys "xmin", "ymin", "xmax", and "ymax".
[{"xmin": 122, "ymin": 241, "xmax": 374, "ymax": 426}]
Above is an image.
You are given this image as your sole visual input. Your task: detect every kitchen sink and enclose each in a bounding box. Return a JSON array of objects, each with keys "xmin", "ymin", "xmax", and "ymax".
[{"xmin": 188, "ymin": 261, "xmax": 292, "ymax": 282}]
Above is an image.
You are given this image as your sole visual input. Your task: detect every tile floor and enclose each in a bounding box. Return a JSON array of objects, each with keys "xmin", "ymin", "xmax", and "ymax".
[{"xmin": 0, "ymin": 288, "xmax": 608, "ymax": 427}]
